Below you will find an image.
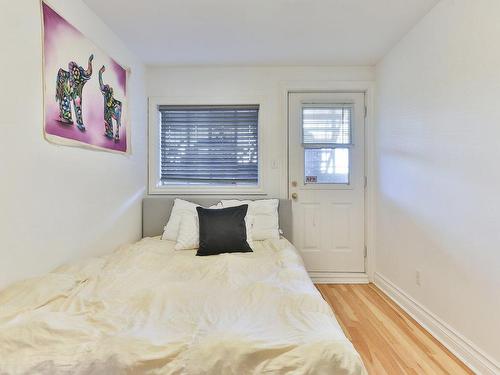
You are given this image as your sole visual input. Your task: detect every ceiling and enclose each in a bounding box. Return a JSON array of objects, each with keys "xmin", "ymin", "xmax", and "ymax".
[{"xmin": 83, "ymin": 0, "xmax": 439, "ymax": 66}]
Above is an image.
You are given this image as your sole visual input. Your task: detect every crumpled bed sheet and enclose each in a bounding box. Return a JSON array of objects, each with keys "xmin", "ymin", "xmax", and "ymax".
[{"xmin": 0, "ymin": 237, "xmax": 366, "ymax": 374}]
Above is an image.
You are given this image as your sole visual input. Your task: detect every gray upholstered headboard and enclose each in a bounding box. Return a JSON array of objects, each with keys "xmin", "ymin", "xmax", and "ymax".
[{"xmin": 142, "ymin": 197, "xmax": 292, "ymax": 239}]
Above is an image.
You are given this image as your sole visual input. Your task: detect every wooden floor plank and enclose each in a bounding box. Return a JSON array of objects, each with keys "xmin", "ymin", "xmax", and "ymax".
[{"xmin": 316, "ymin": 283, "xmax": 474, "ymax": 375}]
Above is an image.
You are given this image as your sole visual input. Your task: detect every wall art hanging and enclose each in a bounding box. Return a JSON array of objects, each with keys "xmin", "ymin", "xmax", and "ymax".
[{"xmin": 41, "ymin": 1, "xmax": 129, "ymax": 153}]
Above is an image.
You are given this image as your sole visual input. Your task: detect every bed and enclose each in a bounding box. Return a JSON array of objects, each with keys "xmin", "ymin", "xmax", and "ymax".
[{"xmin": 0, "ymin": 197, "xmax": 366, "ymax": 374}]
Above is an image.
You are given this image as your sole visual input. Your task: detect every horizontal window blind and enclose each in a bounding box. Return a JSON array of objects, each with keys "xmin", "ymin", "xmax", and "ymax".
[
  {"xmin": 159, "ymin": 105, "xmax": 259, "ymax": 185},
  {"xmin": 302, "ymin": 106, "xmax": 352, "ymax": 145}
]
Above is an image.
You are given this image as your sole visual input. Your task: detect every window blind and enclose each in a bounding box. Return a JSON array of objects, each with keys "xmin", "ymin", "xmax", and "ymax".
[
  {"xmin": 302, "ymin": 106, "xmax": 352, "ymax": 145},
  {"xmin": 159, "ymin": 105, "xmax": 259, "ymax": 185}
]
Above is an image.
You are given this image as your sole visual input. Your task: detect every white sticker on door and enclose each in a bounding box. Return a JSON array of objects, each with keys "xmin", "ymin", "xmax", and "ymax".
[{"xmin": 306, "ymin": 176, "xmax": 317, "ymax": 183}]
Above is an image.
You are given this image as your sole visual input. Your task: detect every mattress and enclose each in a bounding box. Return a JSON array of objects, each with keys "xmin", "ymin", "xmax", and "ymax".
[{"xmin": 0, "ymin": 237, "xmax": 366, "ymax": 374}]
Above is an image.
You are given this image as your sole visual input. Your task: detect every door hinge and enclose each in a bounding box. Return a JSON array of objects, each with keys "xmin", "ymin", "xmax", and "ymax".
[
  {"xmin": 364, "ymin": 176, "xmax": 367, "ymax": 189},
  {"xmin": 364, "ymin": 245, "xmax": 367, "ymax": 258},
  {"xmin": 364, "ymin": 105, "xmax": 367, "ymax": 118}
]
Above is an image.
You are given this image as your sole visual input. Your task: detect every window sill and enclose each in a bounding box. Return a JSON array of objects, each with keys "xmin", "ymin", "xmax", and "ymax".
[{"xmin": 148, "ymin": 185, "xmax": 267, "ymax": 196}]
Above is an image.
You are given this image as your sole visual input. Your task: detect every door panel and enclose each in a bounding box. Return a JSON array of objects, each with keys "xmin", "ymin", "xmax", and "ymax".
[
  {"xmin": 301, "ymin": 203, "xmax": 320, "ymax": 250},
  {"xmin": 288, "ymin": 92, "xmax": 365, "ymax": 273},
  {"xmin": 331, "ymin": 203, "xmax": 351, "ymax": 250}
]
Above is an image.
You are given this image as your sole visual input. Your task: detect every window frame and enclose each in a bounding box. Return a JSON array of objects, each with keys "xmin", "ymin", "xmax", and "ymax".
[
  {"xmin": 149, "ymin": 96, "xmax": 267, "ymax": 195},
  {"xmin": 299, "ymin": 102, "xmax": 355, "ymax": 189}
]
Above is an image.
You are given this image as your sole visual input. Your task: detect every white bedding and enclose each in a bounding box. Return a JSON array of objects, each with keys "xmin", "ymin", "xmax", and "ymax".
[{"xmin": 0, "ymin": 237, "xmax": 366, "ymax": 374}]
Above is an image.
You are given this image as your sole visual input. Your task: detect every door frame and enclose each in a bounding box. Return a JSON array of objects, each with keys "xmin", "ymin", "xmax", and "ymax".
[{"xmin": 281, "ymin": 81, "xmax": 375, "ymax": 283}]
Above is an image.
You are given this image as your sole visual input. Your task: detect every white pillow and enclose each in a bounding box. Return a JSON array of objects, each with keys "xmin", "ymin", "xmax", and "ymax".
[
  {"xmin": 221, "ymin": 199, "xmax": 280, "ymax": 240},
  {"xmin": 175, "ymin": 214, "xmax": 199, "ymax": 250},
  {"xmin": 175, "ymin": 204, "xmax": 255, "ymax": 251},
  {"xmin": 161, "ymin": 199, "xmax": 200, "ymax": 241}
]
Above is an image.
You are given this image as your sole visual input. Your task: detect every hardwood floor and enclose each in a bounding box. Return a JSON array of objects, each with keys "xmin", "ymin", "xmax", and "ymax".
[{"xmin": 316, "ymin": 284, "xmax": 474, "ymax": 375}]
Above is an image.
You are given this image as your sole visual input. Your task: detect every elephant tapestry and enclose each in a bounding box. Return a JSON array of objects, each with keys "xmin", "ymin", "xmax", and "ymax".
[{"xmin": 42, "ymin": 2, "xmax": 128, "ymax": 153}]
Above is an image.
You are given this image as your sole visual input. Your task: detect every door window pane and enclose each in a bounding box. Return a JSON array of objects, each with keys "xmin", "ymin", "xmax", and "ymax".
[
  {"xmin": 304, "ymin": 148, "xmax": 349, "ymax": 184},
  {"xmin": 302, "ymin": 106, "xmax": 352, "ymax": 144}
]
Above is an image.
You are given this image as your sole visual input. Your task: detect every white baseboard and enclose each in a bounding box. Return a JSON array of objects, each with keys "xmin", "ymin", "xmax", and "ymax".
[
  {"xmin": 374, "ymin": 272, "xmax": 499, "ymax": 375},
  {"xmin": 309, "ymin": 272, "xmax": 369, "ymax": 284}
]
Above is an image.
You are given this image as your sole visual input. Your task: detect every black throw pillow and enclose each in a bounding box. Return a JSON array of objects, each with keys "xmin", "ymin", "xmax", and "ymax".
[{"xmin": 196, "ymin": 205, "xmax": 252, "ymax": 256}]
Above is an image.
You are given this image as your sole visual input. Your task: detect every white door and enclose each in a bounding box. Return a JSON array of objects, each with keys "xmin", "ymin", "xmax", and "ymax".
[{"xmin": 288, "ymin": 92, "xmax": 365, "ymax": 273}]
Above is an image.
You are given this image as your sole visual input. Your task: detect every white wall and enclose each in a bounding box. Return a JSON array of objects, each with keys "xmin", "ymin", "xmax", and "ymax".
[
  {"xmin": 0, "ymin": 0, "xmax": 146, "ymax": 288},
  {"xmin": 375, "ymin": 0, "xmax": 500, "ymax": 369},
  {"xmin": 147, "ymin": 66, "xmax": 374, "ymax": 197}
]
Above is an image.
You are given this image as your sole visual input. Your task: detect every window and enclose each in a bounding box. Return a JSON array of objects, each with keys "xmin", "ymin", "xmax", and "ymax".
[
  {"xmin": 302, "ymin": 105, "xmax": 352, "ymax": 184},
  {"xmin": 158, "ymin": 105, "xmax": 259, "ymax": 187}
]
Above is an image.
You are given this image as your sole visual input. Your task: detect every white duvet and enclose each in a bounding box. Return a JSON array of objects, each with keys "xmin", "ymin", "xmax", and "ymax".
[{"xmin": 0, "ymin": 237, "xmax": 366, "ymax": 374}]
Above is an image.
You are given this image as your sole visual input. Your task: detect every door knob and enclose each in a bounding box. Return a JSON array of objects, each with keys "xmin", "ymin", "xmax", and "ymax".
[{"xmin": 291, "ymin": 193, "xmax": 298, "ymax": 200}]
